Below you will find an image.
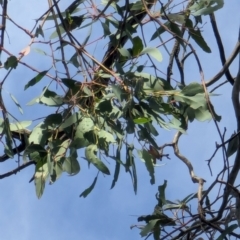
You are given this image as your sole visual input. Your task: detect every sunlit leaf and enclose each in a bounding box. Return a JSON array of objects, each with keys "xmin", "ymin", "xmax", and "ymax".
[
  {"xmin": 85, "ymin": 144, "xmax": 110, "ymax": 175},
  {"xmin": 140, "ymin": 47, "xmax": 162, "ymax": 62}
]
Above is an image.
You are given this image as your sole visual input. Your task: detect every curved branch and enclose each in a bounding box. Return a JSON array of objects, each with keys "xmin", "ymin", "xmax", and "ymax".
[
  {"xmin": 206, "ymin": 41, "xmax": 240, "ymax": 87},
  {"xmin": 0, "ymin": 160, "xmax": 35, "ymax": 179},
  {"xmin": 209, "ymin": 13, "xmax": 234, "ymax": 85},
  {"xmin": 211, "ymin": 26, "xmax": 240, "ymax": 222}
]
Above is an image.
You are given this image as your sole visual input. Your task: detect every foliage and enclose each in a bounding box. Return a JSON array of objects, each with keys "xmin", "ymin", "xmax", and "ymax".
[{"xmin": 0, "ymin": 0, "xmax": 240, "ymax": 239}]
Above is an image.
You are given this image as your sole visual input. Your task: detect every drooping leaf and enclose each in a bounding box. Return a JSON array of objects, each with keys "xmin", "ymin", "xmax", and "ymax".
[
  {"xmin": 4, "ymin": 56, "xmax": 18, "ymax": 69},
  {"xmin": 79, "ymin": 175, "xmax": 98, "ymax": 198},
  {"xmin": 63, "ymin": 157, "xmax": 80, "ymax": 175},
  {"xmin": 111, "ymin": 141, "xmax": 122, "ymax": 189},
  {"xmin": 158, "ymin": 180, "xmax": 167, "ymax": 206},
  {"xmin": 35, "ymin": 25, "xmax": 44, "ymax": 38},
  {"xmin": 84, "ymin": 144, "xmax": 110, "ymax": 175},
  {"xmin": 34, "ymin": 159, "xmax": 49, "ymax": 199},
  {"xmin": 9, "ymin": 93, "xmax": 23, "ymax": 114},
  {"xmin": 186, "ymin": 19, "xmax": 211, "ymax": 53},
  {"xmin": 226, "ymin": 133, "xmax": 239, "ymax": 157},
  {"xmin": 138, "ymin": 149, "xmax": 155, "ymax": 184}
]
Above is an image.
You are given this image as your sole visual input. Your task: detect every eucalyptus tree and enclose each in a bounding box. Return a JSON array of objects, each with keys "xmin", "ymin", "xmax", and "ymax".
[{"xmin": 0, "ymin": 0, "xmax": 239, "ymax": 239}]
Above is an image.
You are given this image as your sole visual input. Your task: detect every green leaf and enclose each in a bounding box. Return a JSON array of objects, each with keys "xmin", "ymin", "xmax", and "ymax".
[
  {"xmin": 29, "ymin": 123, "xmax": 50, "ymax": 146},
  {"xmin": 85, "ymin": 144, "xmax": 110, "ymax": 175},
  {"xmin": 133, "ymin": 117, "xmax": 151, "ymax": 124},
  {"xmin": 97, "ymin": 130, "xmax": 116, "ymax": 143},
  {"xmin": 150, "ymin": 22, "xmax": 170, "ymax": 41},
  {"xmin": 44, "ymin": 113, "xmax": 63, "ymax": 127},
  {"xmin": 24, "ymin": 70, "xmax": 48, "ymax": 90},
  {"xmin": 111, "ymin": 142, "xmax": 121, "ymax": 189},
  {"xmin": 112, "ymin": 85, "xmax": 125, "ymax": 102},
  {"xmin": 50, "ymin": 26, "xmax": 65, "ymax": 39},
  {"xmin": 140, "ymin": 219, "xmax": 159, "ymax": 237},
  {"xmin": 158, "ymin": 180, "xmax": 167, "ymax": 206},
  {"xmin": 167, "ymin": 13, "xmax": 185, "ymax": 24},
  {"xmin": 140, "ymin": 47, "xmax": 162, "ymax": 62},
  {"xmin": 130, "ymin": 1, "xmax": 143, "ymax": 10},
  {"xmin": 35, "ymin": 25, "xmax": 44, "ymax": 38},
  {"xmin": 226, "ymin": 133, "xmax": 239, "ymax": 157},
  {"xmin": 189, "ymin": 0, "xmax": 224, "ymax": 16},
  {"xmin": 132, "ymin": 36, "xmax": 143, "ymax": 56},
  {"xmin": 34, "ymin": 160, "xmax": 49, "ymax": 199},
  {"xmin": 8, "ymin": 92, "xmax": 24, "ymax": 114},
  {"xmin": 216, "ymin": 224, "xmax": 238, "ymax": 240},
  {"xmin": 30, "ymin": 88, "xmax": 64, "ymax": 106},
  {"xmin": 23, "ymin": 144, "xmax": 47, "ymax": 162},
  {"xmin": 4, "ymin": 56, "xmax": 18, "ymax": 69},
  {"xmin": 181, "ymin": 82, "xmax": 204, "ymax": 96},
  {"xmin": 10, "ymin": 121, "xmax": 32, "ymax": 131},
  {"xmin": 174, "ymin": 94, "xmax": 206, "ymax": 109},
  {"xmin": 95, "ymin": 99, "xmax": 113, "ymax": 113},
  {"xmin": 139, "ymin": 149, "xmax": 155, "ymax": 184},
  {"xmin": 63, "ymin": 157, "xmax": 80, "ymax": 175},
  {"xmin": 118, "ymin": 48, "xmax": 130, "ymax": 58},
  {"xmin": 80, "ymin": 175, "xmax": 98, "ymax": 198},
  {"xmin": 186, "ymin": 19, "xmax": 211, "ymax": 53},
  {"xmin": 69, "ymin": 52, "xmax": 79, "ymax": 68},
  {"xmin": 77, "ymin": 117, "xmax": 94, "ymax": 134},
  {"xmin": 60, "ymin": 112, "xmax": 81, "ymax": 129}
]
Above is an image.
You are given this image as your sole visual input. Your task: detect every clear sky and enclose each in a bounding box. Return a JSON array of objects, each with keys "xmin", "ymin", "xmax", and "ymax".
[{"xmin": 0, "ymin": 0, "xmax": 240, "ymax": 239}]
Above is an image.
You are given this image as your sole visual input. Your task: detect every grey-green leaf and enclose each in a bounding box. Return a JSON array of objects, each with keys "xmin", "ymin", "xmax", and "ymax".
[{"xmin": 85, "ymin": 144, "xmax": 110, "ymax": 175}]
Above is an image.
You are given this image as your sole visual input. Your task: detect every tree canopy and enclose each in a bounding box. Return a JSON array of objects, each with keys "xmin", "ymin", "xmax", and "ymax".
[{"xmin": 1, "ymin": 0, "xmax": 240, "ymax": 239}]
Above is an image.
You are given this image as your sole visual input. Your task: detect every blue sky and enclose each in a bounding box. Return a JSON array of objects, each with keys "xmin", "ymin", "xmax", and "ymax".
[{"xmin": 0, "ymin": 0, "xmax": 240, "ymax": 239}]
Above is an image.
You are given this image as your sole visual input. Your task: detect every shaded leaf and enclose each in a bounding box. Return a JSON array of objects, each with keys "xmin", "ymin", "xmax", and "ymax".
[
  {"xmin": 158, "ymin": 180, "xmax": 167, "ymax": 206},
  {"xmin": 4, "ymin": 56, "xmax": 18, "ymax": 69},
  {"xmin": 63, "ymin": 157, "xmax": 80, "ymax": 175},
  {"xmin": 24, "ymin": 70, "xmax": 48, "ymax": 90},
  {"xmin": 140, "ymin": 219, "xmax": 159, "ymax": 237},
  {"xmin": 132, "ymin": 36, "xmax": 143, "ymax": 56},
  {"xmin": 226, "ymin": 133, "xmax": 239, "ymax": 157},
  {"xmin": 216, "ymin": 224, "xmax": 238, "ymax": 240},
  {"xmin": 138, "ymin": 149, "xmax": 155, "ymax": 184},
  {"xmin": 80, "ymin": 175, "xmax": 98, "ymax": 198}
]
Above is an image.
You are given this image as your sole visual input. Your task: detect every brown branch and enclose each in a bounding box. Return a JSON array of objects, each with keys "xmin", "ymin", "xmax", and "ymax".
[
  {"xmin": 0, "ymin": 161, "xmax": 35, "ymax": 179},
  {"xmin": 209, "ymin": 13, "xmax": 234, "ymax": 85}
]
